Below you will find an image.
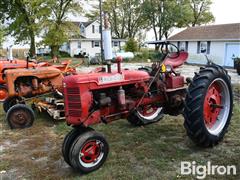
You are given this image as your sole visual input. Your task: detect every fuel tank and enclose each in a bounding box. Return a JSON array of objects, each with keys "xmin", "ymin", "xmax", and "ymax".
[{"xmin": 63, "ymin": 70, "xmax": 150, "ymax": 90}]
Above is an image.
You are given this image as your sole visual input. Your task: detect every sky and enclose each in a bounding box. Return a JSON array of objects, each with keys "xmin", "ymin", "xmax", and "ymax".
[{"xmin": 3, "ymin": 0, "xmax": 240, "ymax": 48}]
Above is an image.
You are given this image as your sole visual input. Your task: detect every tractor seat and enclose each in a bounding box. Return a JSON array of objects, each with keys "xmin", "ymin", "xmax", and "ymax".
[{"xmin": 164, "ymin": 51, "xmax": 188, "ymax": 68}]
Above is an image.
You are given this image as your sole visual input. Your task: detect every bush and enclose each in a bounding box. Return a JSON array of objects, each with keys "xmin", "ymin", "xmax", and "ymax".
[
  {"xmin": 125, "ymin": 38, "xmax": 138, "ymax": 53},
  {"xmin": 233, "ymin": 57, "xmax": 240, "ymax": 68},
  {"xmin": 233, "ymin": 57, "xmax": 240, "ymax": 75},
  {"xmin": 58, "ymin": 51, "xmax": 71, "ymax": 58}
]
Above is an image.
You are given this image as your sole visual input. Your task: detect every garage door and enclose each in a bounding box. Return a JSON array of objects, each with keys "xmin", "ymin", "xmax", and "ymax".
[{"xmin": 224, "ymin": 43, "xmax": 240, "ymax": 67}]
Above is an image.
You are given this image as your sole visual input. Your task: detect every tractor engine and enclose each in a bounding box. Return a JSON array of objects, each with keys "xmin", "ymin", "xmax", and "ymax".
[
  {"xmin": 5, "ymin": 67, "xmax": 64, "ymax": 98},
  {"xmin": 14, "ymin": 76, "xmax": 53, "ymax": 97}
]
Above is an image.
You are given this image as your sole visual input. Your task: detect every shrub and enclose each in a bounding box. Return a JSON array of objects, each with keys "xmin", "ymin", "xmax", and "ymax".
[{"xmin": 125, "ymin": 38, "xmax": 138, "ymax": 53}]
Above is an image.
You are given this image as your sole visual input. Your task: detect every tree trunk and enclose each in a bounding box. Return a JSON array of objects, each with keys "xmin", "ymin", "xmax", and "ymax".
[
  {"xmin": 29, "ymin": 31, "xmax": 36, "ymax": 58},
  {"xmin": 51, "ymin": 45, "xmax": 59, "ymax": 62}
]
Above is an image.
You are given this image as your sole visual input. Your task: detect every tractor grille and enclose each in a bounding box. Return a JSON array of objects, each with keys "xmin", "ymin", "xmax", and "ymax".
[{"xmin": 66, "ymin": 87, "xmax": 82, "ymax": 117}]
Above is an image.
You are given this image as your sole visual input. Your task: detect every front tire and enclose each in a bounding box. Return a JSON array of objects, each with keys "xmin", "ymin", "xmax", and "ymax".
[
  {"xmin": 6, "ymin": 104, "xmax": 35, "ymax": 129},
  {"xmin": 62, "ymin": 127, "xmax": 93, "ymax": 167},
  {"xmin": 184, "ymin": 65, "xmax": 233, "ymax": 147},
  {"xmin": 68, "ymin": 130, "xmax": 109, "ymax": 174}
]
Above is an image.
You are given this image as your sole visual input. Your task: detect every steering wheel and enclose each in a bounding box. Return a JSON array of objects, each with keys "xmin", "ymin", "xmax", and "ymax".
[{"xmin": 160, "ymin": 42, "xmax": 180, "ymax": 59}]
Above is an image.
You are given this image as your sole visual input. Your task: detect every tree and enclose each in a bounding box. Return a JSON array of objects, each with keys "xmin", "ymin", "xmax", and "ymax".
[
  {"xmin": 87, "ymin": 0, "xmax": 147, "ymax": 39},
  {"xmin": 188, "ymin": 0, "xmax": 215, "ymax": 27},
  {"xmin": 42, "ymin": 0, "xmax": 82, "ymax": 58},
  {"xmin": 0, "ymin": 26, "xmax": 5, "ymax": 48},
  {"xmin": 0, "ymin": 0, "xmax": 50, "ymax": 57},
  {"xmin": 142, "ymin": 0, "xmax": 185, "ymax": 49},
  {"xmin": 142, "ymin": 0, "xmax": 214, "ymax": 49}
]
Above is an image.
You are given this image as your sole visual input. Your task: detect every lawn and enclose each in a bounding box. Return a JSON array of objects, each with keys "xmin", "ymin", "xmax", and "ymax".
[{"xmin": 0, "ymin": 98, "xmax": 239, "ymax": 179}]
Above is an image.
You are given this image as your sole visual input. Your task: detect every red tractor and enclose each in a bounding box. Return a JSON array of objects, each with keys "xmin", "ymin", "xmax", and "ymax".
[{"xmin": 60, "ymin": 41, "xmax": 232, "ymax": 173}]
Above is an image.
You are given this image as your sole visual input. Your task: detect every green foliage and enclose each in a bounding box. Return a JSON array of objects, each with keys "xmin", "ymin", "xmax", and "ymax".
[
  {"xmin": 142, "ymin": 0, "xmax": 214, "ymax": 46},
  {"xmin": 0, "ymin": 26, "xmax": 5, "ymax": 48},
  {"xmin": 188, "ymin": 0, "xmax": 215, "ymax": 27},
  {"xmin": 125, "ymin": 38, "xmax": 138, "ymax": 52},
  {"xmin": 41, "ymin": 0, "xmax": 82, "ymax": 57},
  {"xmin": 87, "ymin": 0, "xmax": 148, "ymax": 39},
  {"xmin": 0, "ymin": 0, "xmax": 51, "ymax": 56}
]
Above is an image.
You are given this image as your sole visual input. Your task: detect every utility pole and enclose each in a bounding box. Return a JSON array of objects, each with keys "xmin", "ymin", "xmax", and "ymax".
[{"xmin": 99, "ymin": 0, "xmax": 104, "ymax": 63}]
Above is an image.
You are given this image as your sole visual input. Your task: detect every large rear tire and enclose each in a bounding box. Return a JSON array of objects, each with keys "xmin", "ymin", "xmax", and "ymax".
[
  {"xmin": 127, "ymin": 105, "xmax": 163, "ymax": 126},
  {"xmin": 184, "ymin": 65, "xmax": 233, "ymax": 147},
  {"xmin": 68, "ymin": 130, "xmax": 109, "ymax": 174}
]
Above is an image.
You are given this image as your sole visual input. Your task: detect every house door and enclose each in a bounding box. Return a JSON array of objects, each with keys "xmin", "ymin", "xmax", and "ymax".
[{"xmin": 224, "ymin": 43, "xmax": 240, "ymax": 67}]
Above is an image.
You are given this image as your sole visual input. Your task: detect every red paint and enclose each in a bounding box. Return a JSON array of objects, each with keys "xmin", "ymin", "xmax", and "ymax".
[
  {"xmin": 204, "ymin": 82, "xmax": 222, "ymax": 128},
  {"xmin": 80, "ymin": 141, "xmax": 101, "ymax": 163},
  {"xmin": 0, "ymin": 88, "xmax": 8, "ymax": 101},
  {"xmin": 166, "ymin": 75, "xmax": 185, "ymax": 89},
  {"xmin": 164, "ymin": 51, "xmax": 188, "ymax": 68}
]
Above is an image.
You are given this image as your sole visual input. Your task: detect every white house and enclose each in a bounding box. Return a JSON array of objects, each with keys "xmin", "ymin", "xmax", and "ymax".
[
  {"xmin": 62, "ymin": 20, "xmax": 127, "ymax": 58},
  {"xmin": 168, "ymin": 23, "xmax": 240, "ymax": 67}
]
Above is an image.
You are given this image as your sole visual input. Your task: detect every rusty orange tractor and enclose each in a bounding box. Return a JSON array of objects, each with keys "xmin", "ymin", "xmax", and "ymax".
[
  {"xmin": 2, "ymin": 59, "xmax": 79, "ymax": 128},
  {"xmin": 0, "ymin": 58, "xmax": 37, "ymax": 101}
]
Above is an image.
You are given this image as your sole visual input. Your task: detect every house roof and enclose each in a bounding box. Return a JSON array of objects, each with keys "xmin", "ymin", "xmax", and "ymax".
[
  {"xmin": 71, "ymin": 20, "xmax": 96, "ymax": 27},
  {"xmin": 168, "ymin": 23, "xmax": 240, "ymax": 41}
]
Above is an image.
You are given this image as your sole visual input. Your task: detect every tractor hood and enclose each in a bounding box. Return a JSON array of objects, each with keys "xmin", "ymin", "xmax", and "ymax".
[{"xmin": 63, "ymin": 70, "xmax": 150, "ymax": 89}]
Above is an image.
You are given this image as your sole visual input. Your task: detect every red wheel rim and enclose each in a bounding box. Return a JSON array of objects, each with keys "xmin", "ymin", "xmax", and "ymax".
[
  {"xmin": 0, "ymin": 88, "xmax": 8, "ymax": 101},
  {"xmin": 80, "ymin": 140, "xmax": 101, "ymax": 163},
  {"xmin": 204, "ymin": 82, "xmax": 222, "ymax": 128}
]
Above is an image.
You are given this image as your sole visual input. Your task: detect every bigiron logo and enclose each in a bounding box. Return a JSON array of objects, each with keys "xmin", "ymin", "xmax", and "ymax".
[{"xmin": 180, "ymin": 161, "xmax": 237, "ymax": 179}]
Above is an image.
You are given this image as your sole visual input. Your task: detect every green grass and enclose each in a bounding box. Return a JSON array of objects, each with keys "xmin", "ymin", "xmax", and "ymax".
[{"xmin": 0, "ymin": 102, "xmax": 239, "ymax": 179}]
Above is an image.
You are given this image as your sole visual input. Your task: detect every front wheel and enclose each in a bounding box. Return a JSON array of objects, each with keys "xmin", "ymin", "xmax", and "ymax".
[
  {"xmin": 62, "ymin": 127, "xmax": 93, "ymax": 167},
  {"xmin": 68, "ymin": 130, "xmax": 109, "ymax": 174},
  {"xmin": 127, "ymin": 105, "xmax": 163, "ymax": 126},
  {"xmin": 184, "ymin": 65, "xmax": 233, "ymax": 147},
  {"xmin": 6, "ymin": 104, "xmax": 35, "ymax": 129}
]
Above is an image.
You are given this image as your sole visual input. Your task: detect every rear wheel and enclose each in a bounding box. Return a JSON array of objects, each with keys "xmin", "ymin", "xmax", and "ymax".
[
  {"xmin": 68, "ymin": 130, "xmax": 109, "ymax": 174},
  {"xmin": 6, "ymin": 104, "xmax": 35, "ymax": 129},
  {"xmin": 127, "ymin": 105, "xmax": 163, "ymax": 126},
  {"xmin": 184, "ymin": 65, "xmax": 233, "ymax": 147},
  {"xmin": 0, "ymin": 85, "xmax": 8, "ymax": 102}
]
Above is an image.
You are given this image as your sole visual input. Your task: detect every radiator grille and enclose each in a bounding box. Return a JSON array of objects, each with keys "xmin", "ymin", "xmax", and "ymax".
[
  {"xmin": 66, "ymin": 87, "xmax": 81, "ymax": 117},
  {"xmin": 67, "ymin": 88, "xmax": 80, "ymax": 94}
]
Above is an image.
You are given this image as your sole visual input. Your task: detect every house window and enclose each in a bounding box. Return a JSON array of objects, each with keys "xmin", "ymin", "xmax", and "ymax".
[
  {"xmin": 113, "ymin": 41, "xmax": 119, "ymax": 47},
  {"xmin": 92, "ymin": 25, "xmax": 95, "ymax": 33},
  {"xmin": 95, "ymin": 26, "xmax": 99, "ymax": 33},
  {"xmin": 178, "ymin": 41, "xmax": 188, "ymax": 51},
  {"xmin": 78, "ymin": 41, "xmax": 81, "ymax": 49},
  {"xmin": 80, "ymin": 26, "xmax": 85, "ymax": 34},
  {"xmin": 92, "ymin": 41, "xmax": 100, "ymax": 48},
  {"xmin": 198, "ymin": 41, "xmax": 211, "ymax": 54}
]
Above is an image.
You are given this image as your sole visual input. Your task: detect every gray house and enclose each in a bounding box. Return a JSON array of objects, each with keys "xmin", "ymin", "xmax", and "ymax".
[{"xmin": 168, "ymin": 23, "xmax": 240, "ymax": 67}]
